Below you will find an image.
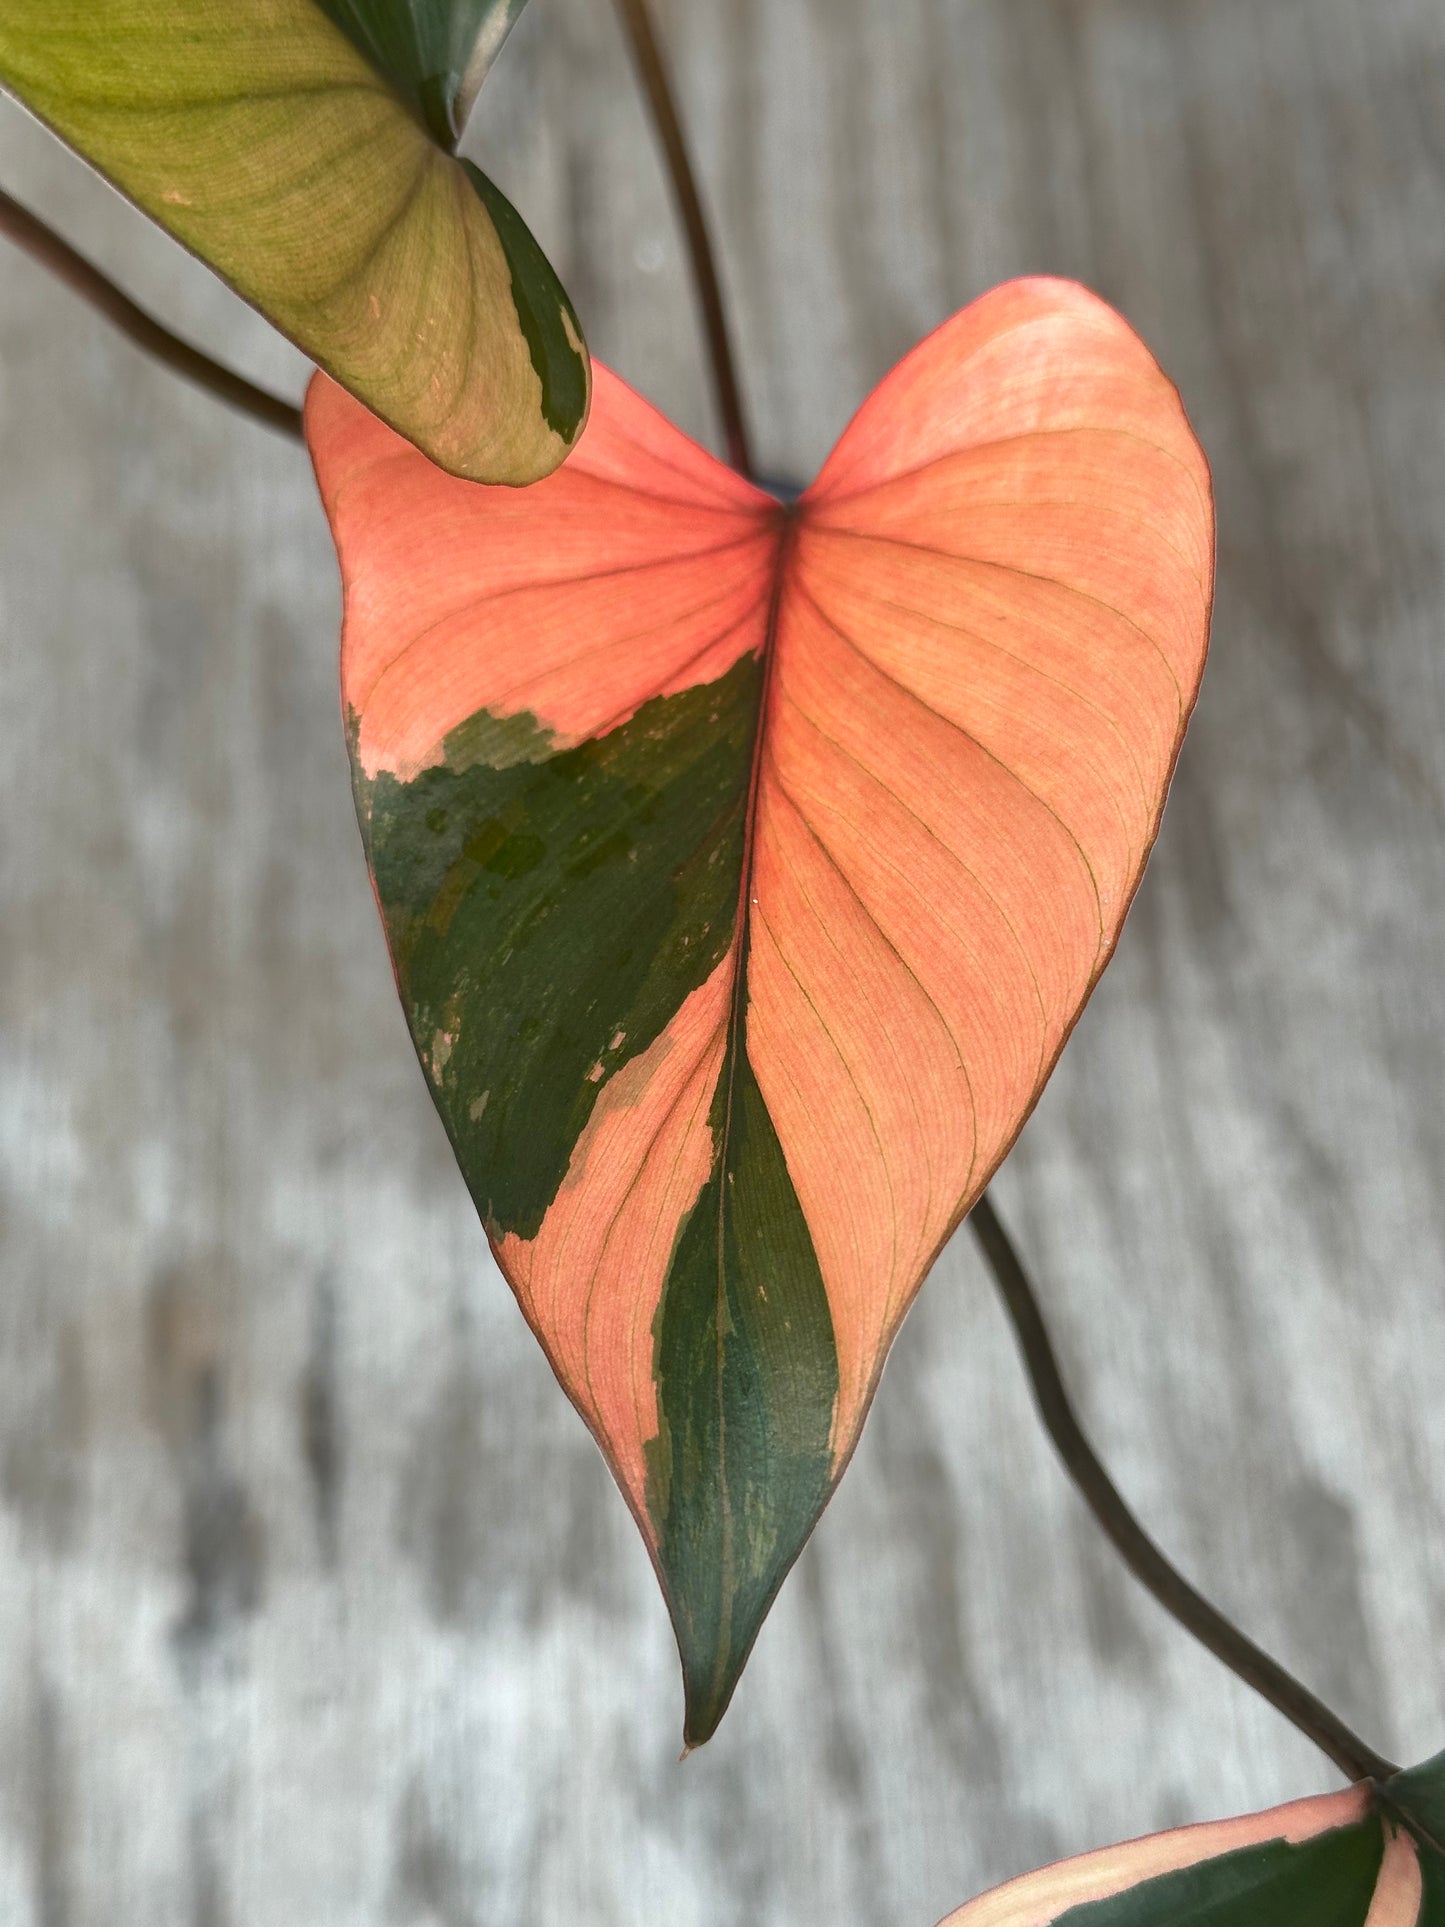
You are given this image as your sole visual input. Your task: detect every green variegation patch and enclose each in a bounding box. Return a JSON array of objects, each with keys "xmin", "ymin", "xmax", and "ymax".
[
  {"xmin": 1055, "ymin": 1822, "xmax": 1384, "ymax": 1927},
  {"xmin": 358, "ymin": 656, "xmax": 760, "ymax": 1243},
  {"xmin": 0, "ymin": 0, "xmax": 587, "ymax": 481},
  {"xmin": 356, "ymin": 651, "xmax": 836, "ymax": 1740},
  {"xmin": 464, "ymin": 162, "xmax": 589, "ymax": 443},
  {"xmin": 941, "ymin": 1751, "xmax": 1445, "ymax": 1927},
  {"xmin": 648, "ymin": 1047, "xmax": 838, "ymax": 1746}
]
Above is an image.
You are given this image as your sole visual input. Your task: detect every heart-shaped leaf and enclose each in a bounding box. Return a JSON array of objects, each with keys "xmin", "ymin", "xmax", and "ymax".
[
  {"xmin": 307, "ymin": 276, "xmax": 1214, "ymax": 1741},
  {"xmin": 937, "ymin": 1752, "xmax": 1445, "ymax": 1925},
  {"xmin": 315, "ymin": 0, "xmax": 529, "ymax": 147},
  {"xmin": 0, "ymin": 0, "xmax": 587, "ymax": 483}
]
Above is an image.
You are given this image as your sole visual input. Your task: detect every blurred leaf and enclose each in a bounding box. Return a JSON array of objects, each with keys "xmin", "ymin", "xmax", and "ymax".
[
  {"xmin": 307, "ymin": 277, "xmax": 1214, "ymax": 1741},
  {"xmin": 0, "ymin": 0, "xmax": 588, "ymax": 482},
  {"xmin": 315, "ymin": 0, "xmax": 529, "ymax": 146},
  {"xmin": 938, "ymin": 1753, "xmax": 1445, "ymax": 1926}
]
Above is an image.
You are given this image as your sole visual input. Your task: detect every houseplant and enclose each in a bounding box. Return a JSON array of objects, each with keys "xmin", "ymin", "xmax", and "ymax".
[{"xmin": 0, "ymin": 0, "xmax": 1441, "ymax": 1919}]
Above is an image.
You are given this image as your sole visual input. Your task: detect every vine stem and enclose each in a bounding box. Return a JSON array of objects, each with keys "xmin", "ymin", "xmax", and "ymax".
[
  {"xmin": 969, "ymin": 1193, "xmax": 1398, "ymax": 1785},
  {"xmin": 611, "ymin": 0, "xmax": 753, "ymax": 477},
  {"xmin": 0, "ymin": 188, "xmax": 303, "ymax": 442},
  {"xmin": 612, "ymin": 0, "xmax": 1401, "ymax": 1792}
]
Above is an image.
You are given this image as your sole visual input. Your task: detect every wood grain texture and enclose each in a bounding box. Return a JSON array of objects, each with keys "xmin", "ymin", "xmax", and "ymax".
[{"xmin": 1, "ymin": 0, "xmax": 1444, "ymax": 1920}]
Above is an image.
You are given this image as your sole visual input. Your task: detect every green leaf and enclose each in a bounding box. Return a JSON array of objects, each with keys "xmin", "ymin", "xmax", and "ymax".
[
  {"xmin": 938, "ymin": 1754, "xmax": 1445, "ymax": 1926},
  {"xmin": 0, "ymin": 0, "xmax": 588, "ymax": 483},
  {"xmin": 314, "ymin": 0, "xmax": 529, "ymax": 146}
]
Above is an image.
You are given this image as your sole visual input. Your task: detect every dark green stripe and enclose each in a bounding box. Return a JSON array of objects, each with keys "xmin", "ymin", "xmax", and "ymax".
[
  {"xmin": 1422, "ymin": 1847, "xmax": 1445, "ymax": 1927},
  {"xmin": 1053, "ymin": 1818, "xmax": 1383, "ymax": 1927},
  {"xmin": 356, "ymin": 653, "xmax": 759, "ymax": 1240},
  {"xmin": 464, "ymin": 162, "xmax": 590, "ymax": 444},
  {"xmin": 646, "ymin": 1045, "xmax": 839, "ymax": 1746},
  {"xmin": 355, "ymin": 635, "xmax": 839, "ymax": 1742}
]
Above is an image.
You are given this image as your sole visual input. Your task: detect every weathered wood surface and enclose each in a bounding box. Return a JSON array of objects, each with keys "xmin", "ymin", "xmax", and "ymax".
[{"xmin": 1, "ymin": 1, "xmax": 1444, "ymax": 1920}]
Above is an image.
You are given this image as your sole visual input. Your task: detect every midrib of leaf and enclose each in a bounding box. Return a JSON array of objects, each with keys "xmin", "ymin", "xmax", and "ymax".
[{"xmin": 704, "ymin": 507, "xmax": 796, "ymax": 1710}]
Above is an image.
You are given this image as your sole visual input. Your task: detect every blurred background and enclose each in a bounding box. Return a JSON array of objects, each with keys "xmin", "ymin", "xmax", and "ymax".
[{"xmin": 2, "ymin": 1, "xmax": 1444, "ymax": 1921}]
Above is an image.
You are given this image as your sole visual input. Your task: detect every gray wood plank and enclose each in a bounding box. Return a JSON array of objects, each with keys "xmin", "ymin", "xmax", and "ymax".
[{"xmin": 1, "ymin": 1, "xmax": 1443, "ymax": 1920}]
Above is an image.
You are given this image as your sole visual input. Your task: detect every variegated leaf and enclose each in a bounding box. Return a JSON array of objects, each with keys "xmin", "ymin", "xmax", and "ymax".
[
  {"xmin": 0, "ymin": 0, "xmax": 588, "ymax": 483},
  {"xmin": 315, "ymin": 0, "xmax": 529, "ymax": 146},
  {"xmin": 307, "ymin": 277, "xmax": 1215, "ymax": 1741},
  {"xmin": 939, "ymin": 1752, "xmax": 1445, "ymax": 1926}
]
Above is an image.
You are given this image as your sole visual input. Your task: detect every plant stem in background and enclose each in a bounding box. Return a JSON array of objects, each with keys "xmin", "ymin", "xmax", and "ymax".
[
  {"xmin": 609, "ymin": 0, "xmax": 1404, "ymax": 1794},
  {"xmin": 610, "ymin": 0, "xmax": 752, "ymax": 476},
  {"xmin": 0, "ymin": 187, "xmax": 303, "ymax": 442},
  {"xmin": 969, "ymin": 1193, "xmax": 1399, "ymax": 1785}
]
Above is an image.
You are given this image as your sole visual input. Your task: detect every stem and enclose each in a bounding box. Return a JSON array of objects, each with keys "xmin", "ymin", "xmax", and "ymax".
[
  {"xmin": 610, "ymin": 0, "xmax": 753, "ymax": 476},
  {"xmin": 0, "ymin": 188, "xmax": 303, "ymax": 443},
  {"xmin": 969, "ymin": 1191, "xmax": 1399, "ymax": 1786}
]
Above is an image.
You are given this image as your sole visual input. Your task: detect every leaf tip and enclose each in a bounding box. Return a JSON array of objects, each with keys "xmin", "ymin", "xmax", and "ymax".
[
  {"xmin": 678, "ymin": 1652, "xmax": 744, "ymax": 1752},
  {"xmin": 664, "ymin": 1534, "xmax": 801, "ymax": 1751}
]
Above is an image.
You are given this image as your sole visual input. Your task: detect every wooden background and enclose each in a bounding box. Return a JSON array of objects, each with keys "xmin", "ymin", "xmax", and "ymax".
[{"xmin": 2, "ymin": 1, "xmax": 1444, "ymax": 1920}]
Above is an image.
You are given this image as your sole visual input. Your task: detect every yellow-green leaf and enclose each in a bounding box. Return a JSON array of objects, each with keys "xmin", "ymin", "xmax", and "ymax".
[{"xmin": 0, "ymin": 0, "xmax": 589, "ymax": 482}]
